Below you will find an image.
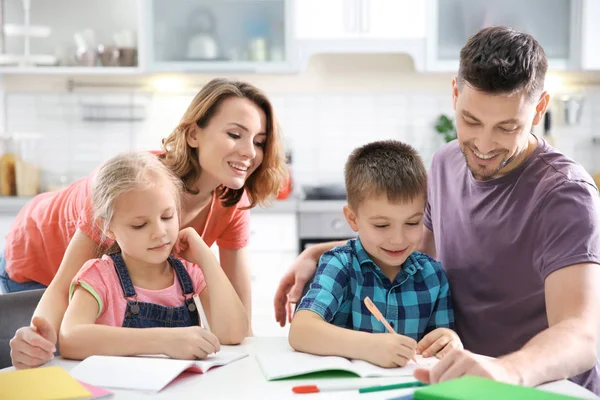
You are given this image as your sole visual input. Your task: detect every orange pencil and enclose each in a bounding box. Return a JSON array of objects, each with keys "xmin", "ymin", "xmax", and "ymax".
[{"xmin": 363, "ymin": 296, "xmax": 418, "ymax": 364}]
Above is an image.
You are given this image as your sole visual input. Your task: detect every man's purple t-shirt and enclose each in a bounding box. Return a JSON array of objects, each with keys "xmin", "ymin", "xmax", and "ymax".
[{"xmin": 424, "ymin": 137, "xmax": 600, "ymax": 394}]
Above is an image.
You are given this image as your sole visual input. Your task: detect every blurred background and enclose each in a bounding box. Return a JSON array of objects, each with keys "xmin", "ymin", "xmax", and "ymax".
[{"xmin": 0, "ymin": 0, "xmax": 599, "ymax": 335}]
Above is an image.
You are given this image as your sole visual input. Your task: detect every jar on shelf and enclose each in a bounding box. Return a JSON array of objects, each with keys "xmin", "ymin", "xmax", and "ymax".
[
  {"xmin": 14, "ymin": 133, "xmax": 41, "ymax": 197},
  {"xmin": 0, "ymin": 135, "xmax": 17, "ymax": 196}
]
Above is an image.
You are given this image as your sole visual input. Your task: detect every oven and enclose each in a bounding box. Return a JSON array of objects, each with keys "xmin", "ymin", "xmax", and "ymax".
[{"xmin": 297, "ymin": 200, "xmax": 358, "ymax": 253}]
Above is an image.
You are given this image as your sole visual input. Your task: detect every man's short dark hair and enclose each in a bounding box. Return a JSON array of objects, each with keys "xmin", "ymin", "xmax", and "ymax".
[
  {"xmin": 344, "ymin": 140, "xmax": 427, "ymax": 210},
  {"xmin": 458, "ymin": 26, "xmax": 548, "ymax": 100}
]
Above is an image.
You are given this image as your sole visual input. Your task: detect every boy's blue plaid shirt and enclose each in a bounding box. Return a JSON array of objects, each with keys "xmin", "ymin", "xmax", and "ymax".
[{"xmin": 297, "ymin": 238, "xmax": 455, "ymax": 341}]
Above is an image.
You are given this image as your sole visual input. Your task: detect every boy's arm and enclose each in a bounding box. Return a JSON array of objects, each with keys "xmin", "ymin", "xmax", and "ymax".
[
  {"xmin": 289, "ymin": 310, "xmax": 374, "ymax": 360},
  {"xmin": 59, "ymin": 288, "xmax": 176, "ymax": 360}
]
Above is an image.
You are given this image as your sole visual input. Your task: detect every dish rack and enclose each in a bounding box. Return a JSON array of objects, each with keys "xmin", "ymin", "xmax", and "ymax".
[{"xmin": 0, "ymin": 0, "xmax": 56, "ymax": 66}]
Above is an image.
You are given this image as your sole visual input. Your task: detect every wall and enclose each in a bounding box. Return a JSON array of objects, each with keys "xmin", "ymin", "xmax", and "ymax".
[{"xmin": 2, "ymin": 54, "xmax": 600, "ymax": 189}]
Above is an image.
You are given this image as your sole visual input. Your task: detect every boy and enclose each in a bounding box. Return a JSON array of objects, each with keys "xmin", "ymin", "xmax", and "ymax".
[{"xmin": 289, "ymin": 140, "xmax": 461, "ymax": 368}]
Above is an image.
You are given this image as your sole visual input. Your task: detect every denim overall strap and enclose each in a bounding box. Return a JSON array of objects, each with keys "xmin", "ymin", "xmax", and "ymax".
[
  {"xmin": 110, "ymin": 253, "xmax": 137, "ymax": 298},
  {"xmin": 168, "ymin": 256, "xmax": 195, "ymax": 295}
]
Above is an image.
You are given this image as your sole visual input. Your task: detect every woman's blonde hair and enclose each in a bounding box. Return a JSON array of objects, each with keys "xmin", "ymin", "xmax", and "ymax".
[
  {"xmin": 161, "ymin": 78, "xmax": 286, "ymax": 208},
  {"xmin": 92, "ymin": 151, "xmax": 183, "ymax": 255}
]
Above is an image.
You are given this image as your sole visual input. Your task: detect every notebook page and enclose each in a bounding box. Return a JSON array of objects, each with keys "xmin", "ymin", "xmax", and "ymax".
[
  {"xmin": 70, "ymin": 355, "xmax": 195, "ymax": 392},
  {"xmin": 190, "ymin": 351, "xmax": 248, "ymax": 373},
  {"xmin": 255, "ymin": 352, "xmax": 358, "ymax": 380},
  {"xmin": 350, "ymin": 355, "xmax": 439, "ymax": 378}
]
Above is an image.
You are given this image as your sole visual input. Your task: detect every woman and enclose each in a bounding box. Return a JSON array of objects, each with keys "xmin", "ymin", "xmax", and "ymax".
[{"xmin": 4, "ymin": 78, "xmax": 286, "ymax": 369}]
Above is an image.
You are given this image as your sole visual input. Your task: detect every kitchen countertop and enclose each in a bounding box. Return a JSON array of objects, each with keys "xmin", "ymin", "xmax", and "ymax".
[{"xmin": 0, "ymin": 196, "xmax": 347, "ymax": 216}]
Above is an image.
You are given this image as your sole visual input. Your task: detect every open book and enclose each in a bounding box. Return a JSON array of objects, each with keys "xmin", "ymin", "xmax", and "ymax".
[
  {"xmin": 70, "ymin": 351, "xmax": 247, "ymax": 392},
  {"xmin": 256, "ymin": 351, "xmax": 438, "ymax": 381}
]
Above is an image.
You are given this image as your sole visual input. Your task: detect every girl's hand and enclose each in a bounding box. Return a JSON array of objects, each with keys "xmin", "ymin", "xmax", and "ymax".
[
  {"xmin": 163, "ymin": 326, "xmax": 220, "ymax": 360},
  {"xmin": 416, "ymin": 328, "xmax": 463, "ymax": 359},
  {"xmin": 174, "ymin": 227, "xmax": 209, "ymax": 263}
]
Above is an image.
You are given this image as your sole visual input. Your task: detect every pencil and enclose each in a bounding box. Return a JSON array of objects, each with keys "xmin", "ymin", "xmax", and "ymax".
[
  {"xmin": 193, "ymin": 294, "xmax": 211, "ymax": 332},
  {"xmin": 358, "ymin": 381, "xmax": 427, "ymax": 393},
  {"xmin": 364, "ymin": 296, "xmax": 418, "ymax": 364}
]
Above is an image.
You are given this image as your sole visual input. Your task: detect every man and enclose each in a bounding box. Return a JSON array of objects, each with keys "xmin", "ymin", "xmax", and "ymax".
[{"xmin": 274, "ymin": 26, "xmax": 600, "ymax": 394}]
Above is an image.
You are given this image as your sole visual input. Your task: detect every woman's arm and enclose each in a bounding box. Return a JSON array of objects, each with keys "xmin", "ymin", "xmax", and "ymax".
[
  {"xmin": 177, "ymin": 228, "xmax": 248, "ymax": 344},
  {"xmin": 59, "ymin": 287, "xmax": 219, "ymax": 360},
  {"xmin": 219, "ymin": 247, "xmax": 252, "ymax": 335},
  {"xmin": 34, "ymin": 229, "xmax": 99, "ymax": 335}
]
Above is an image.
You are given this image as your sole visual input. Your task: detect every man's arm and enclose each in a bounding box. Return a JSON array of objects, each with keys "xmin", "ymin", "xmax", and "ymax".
[
  {"xmin": 499, "ymin": 262, "xmax": 600, "ymax": 386},
  {"xmin": 419, "ymin": 226, "xmax": 436, "ymax": 259},
  {"xmin": 416, "ymin": 262, "xmax": 600, "ymax": 386}
]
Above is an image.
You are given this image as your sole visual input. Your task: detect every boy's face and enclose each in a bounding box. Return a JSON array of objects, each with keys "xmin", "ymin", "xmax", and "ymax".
[
  {"xmin": 452, "ymin": 78, "xmax": 549, "ymax": 181},
  {"xmin": 343, "ymin": 194, "xmax": 426, "ymax": 271}
]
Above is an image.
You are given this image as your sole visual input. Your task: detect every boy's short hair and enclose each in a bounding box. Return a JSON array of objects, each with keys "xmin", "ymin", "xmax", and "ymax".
[
  {"xmin": 458, "ymin": 26, "xmax": 547, "ymax": 101},
  {"xmin": 344, "ymin": 140, "xmax": 427, "ymax": 210}
]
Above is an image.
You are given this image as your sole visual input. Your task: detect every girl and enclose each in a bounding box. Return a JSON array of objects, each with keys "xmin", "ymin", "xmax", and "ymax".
[
  {"xmin": 59, "ymin": 151, "xmax": 248, "ymax": 360},
  {"xmin": 7, "ymin": 78, "xmax": 285, "ymax": 368}
]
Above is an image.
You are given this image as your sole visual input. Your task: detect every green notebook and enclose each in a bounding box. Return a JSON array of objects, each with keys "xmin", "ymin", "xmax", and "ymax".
[{"xmin": 413, "ymin": 376, "xmax": 582, "ymax": 400}]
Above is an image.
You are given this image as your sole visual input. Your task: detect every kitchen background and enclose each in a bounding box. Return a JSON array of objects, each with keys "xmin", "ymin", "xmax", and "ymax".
[{"xmin": 0, "ymin": 0, "xmax": 599, "ymax": 338}]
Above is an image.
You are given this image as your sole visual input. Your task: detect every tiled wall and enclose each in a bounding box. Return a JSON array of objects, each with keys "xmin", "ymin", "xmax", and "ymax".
[{"xmin": 3, "ymin": 86, "xmax": 600, "ymax": 190}]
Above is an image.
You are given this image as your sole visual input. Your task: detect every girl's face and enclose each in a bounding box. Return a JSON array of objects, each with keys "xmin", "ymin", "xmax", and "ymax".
[
  {"xmin": 107, "ymin": 177, "xmax": 180, "ymax": 267},
  {"xmin": 187, "ymin": 97, "xmax": 267, "ymax": 190}
]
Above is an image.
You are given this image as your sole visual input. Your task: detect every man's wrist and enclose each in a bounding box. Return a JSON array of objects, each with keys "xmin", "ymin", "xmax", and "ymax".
[{"xmin": 498, "ymin": 354, "xmax": 526, "ymax": 386}]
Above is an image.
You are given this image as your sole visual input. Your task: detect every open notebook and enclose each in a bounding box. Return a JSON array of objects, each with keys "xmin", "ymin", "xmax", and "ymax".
[
  {"xmin": 256, "ymin": 351, "xmax": 438, "ymax": 381},
  {"xmin": 70, "ymin": 351, "xmax": 247, "ymax": 393}
]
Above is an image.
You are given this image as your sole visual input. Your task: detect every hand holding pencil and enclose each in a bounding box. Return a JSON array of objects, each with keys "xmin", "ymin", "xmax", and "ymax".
[{"xmin": 363, "ymin": 296, "xmax": 419, "ymax": 368}]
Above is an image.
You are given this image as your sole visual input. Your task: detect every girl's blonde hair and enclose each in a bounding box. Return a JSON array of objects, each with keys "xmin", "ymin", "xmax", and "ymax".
[
  {"xmin": 161, "ymin": 78, "xmax": 286, "ymax": 208},
  {"xmin": 92, "ymin": 151, "xmax": 183, "ymax": 255}
]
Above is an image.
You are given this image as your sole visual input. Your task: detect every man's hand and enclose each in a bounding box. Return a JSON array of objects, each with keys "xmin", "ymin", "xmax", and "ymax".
[
  {"xmin": 414, "ymin": 349, "xmax": 522, "ymax": 385},
  {"xmin": 273, "ymin": 254, "xmax": 318, "ymax": 327}
]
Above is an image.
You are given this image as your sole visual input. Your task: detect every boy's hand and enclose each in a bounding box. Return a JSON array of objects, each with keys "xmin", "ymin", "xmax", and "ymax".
[
  {"xmin": 163, "ymin": 326, "xmax": 220, "ymax": 360},
  {"xmin": 416, "ymin": 328, "xmax": 463, "ymax": 359},
  {"xmin": 364, "ymin": 333, "xmax": 417, "ymax": 368},
  {"xmin": 174, "ymin": 227, "xmax": 209, "ymax": 263}
]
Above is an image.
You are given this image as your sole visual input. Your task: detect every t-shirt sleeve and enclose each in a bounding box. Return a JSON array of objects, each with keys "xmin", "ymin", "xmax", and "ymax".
[
  {"xmin": 295, "ymin": 252, "xmax": 350, "ymax": 322},
  {"xmin": 533, "ymin": 180, "xmax": 600, "ymax": 279},
  {"xmin": 69, "ymin": 258, "xmax": 110, "ymax": 318},
  {"xmin": 181, "ymin": 259, "xmax": 207, "ymax": 295},
  {"xmin": 424, "ymin": 152, "xmax": 438, "ymax": 232},
  {"xmin": 215, "ymin": 197, "xmax": 251, "ymax": 250}
]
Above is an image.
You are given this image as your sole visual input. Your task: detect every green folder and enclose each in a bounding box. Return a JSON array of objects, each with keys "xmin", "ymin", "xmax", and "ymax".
[{"xmin": 413, "ymin": 376, "xmax": 583, "ymax": 400}]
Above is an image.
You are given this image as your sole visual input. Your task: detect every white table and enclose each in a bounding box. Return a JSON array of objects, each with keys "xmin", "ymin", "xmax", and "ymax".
[{"xmin": 2, "ymin": 337, "xmax": 598, "ymax": 399}]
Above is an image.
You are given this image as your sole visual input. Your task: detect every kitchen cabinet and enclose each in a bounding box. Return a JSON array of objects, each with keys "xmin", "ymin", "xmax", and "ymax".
[
  {"xmin": 294, "ymin": 0, "xmax": 426, "ymax": 40},
  {"xmin": 581, "ymin": 0, "xmax": 600, "ymax": 70},
  {"xmin": 293, "ymin": 0, "xmax": 427, "ymax": 70},
  {"xmin": 142, "ymin": 0, "xmax": 297, "ymax": 73},
  {"xmin": 425, "ymin": 0, "xmax": 584, "ymax": 72},
  {"xmin": 0, "ymin": 214, "xmax": 15, "ymax": 251},
  {"xmin": 247, "ymin": 212, "xmax": 297, "ymax": 336},
  {"xmin": 0, "ymin": 0, "xmax": 142, "ymax": 75}
]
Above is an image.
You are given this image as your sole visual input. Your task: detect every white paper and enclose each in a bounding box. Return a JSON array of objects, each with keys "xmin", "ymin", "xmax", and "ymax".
[
  {"xmin": 70, "ymin": 351, "xmax": 247, "ymax": 392},
  {"xmin": 255, "ymin": 352, "xmax": 437, "ymax": 381}
]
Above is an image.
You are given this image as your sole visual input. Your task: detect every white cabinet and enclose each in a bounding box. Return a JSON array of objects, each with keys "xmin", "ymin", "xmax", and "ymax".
[
  {"xmin": 247, "ymin": 212, "xmax": 297, "ymax": 336},
  {"xmin": 294, "ymin": 0, "xmax": 427, "ymax": 71},
  {"xmin": 142, "ymin": 0, "xmax": 297, "ymax": 73},
  {"xmin": 294, "ymin": 0, "xmax": 426, "ymax": 40},
  {"xmin": 425, "ymin": 0, "xmax": 583, "ymax": 72},
  {"xmin": 0, "ymin": 215, "xmax": 15, "ymax": 252},
  {"xmin": 362, "ymin": 0, "xmax": 426, "ymax": 39},
  {"xmin": 582, "ymin": 0, "xmax": 600, "ymax": 70}
]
